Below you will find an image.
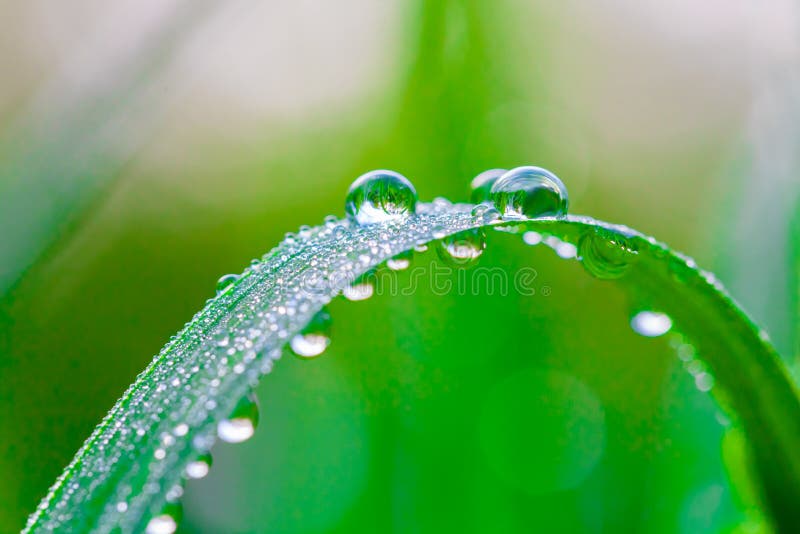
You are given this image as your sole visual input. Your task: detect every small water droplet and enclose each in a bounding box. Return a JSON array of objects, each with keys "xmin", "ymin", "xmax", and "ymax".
[
  {"xmin": 215, "ymin": 274, "xmax": 239, "ymax": 295},
  {"xmin": 438, "ymin": 229, "xmax": 486, "ymax": 267},
  {"xmin": 695, "ymin": 372, "xmax": 714, "ymax": 392},
  {"xmin": 554, "ymin": 241, "xmax": 578, "ymax": 259},
  {"xmin": 345, "ymin": 170, "xmax": 418, "ymax": 225},
  {"xmin": 386, "ymin": 250, "xmax": 413, "ymax": 271},
  {"xmin": 631, "ymin": 311, "xmax": 672, "ymax": 337},
  {"xmin": 146, "ymin": 503, "xmax": 182, "ymax": 534},
  {"xmin": 490, "ymin": 166, "xmax": 569, "ymax": 219},
  {"xmin": 185, "ymin": 453, "xmax": 213, "ymax": 480},
  {"xmin": 343, "ymin": 279, "xmax": 374, "ymax": 301},
  {"xmin": 431, "ymin": 225, "xmax": 447, "ymax": 239},
  {"xmin": 414, "ymin": 243, "xmax": 429, "ymax": 253},
  {"xmin": 522, "ymin": 231, "xmax": 542, "ymax": 245},
  {"xmin": 217, "ymin": 392, "xmax": 259, "ymax": 443},
  {"xmin": 470, "ymin": 168, "xmax": 507, "ymax": 204},
  {"xmin": 290, "ymin": 308, "xmax": 332, "ymax": 358},
  {"xmin": 146, "ymin": 515, "xmax": 176, "ymax": 534},
  {"xmin": 578, "ymin": 228, "xmax": 638, "ymax": 280}
]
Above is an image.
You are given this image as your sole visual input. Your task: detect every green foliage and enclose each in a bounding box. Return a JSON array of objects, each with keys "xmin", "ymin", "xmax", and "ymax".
[{"xmin": 24, "ymin": 205, "xmax": 800, "ymax": 533}]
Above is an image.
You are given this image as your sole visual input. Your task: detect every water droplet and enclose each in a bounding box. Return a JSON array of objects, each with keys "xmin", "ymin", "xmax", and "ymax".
[
  {"xmin": 490, "ymin": 166, "xmax": 569, "ymax": 219},
  {"xmin": 146, "ymin": 503, "xmax": 182, "ymax": 534},
  {"xmin": 631, "ymin": 311, "xmax": 672, "ymax": 337},
  {"xmin": 554, "ymin": 241, "xmax": 578, "ymax": 259},
  {"xmin": 695, "ymin": 372, "xmax": 714, "ymax": 392},
  {"xmin": 343, "ymin": 279, "xmax": 374, "ymax": 301},
  {"xmin": 522, "ymin": 231, "xmax": 542, "ymax": 246},
  {"xmin": 217, "ymin": 392, "xmax": 259, "ymax": 443},
  {"xmin": 215, "ymin": 274, "xmax": 239, "ymax": 295},
  {"xmin": 146, "ymin": 515, "xmax": 177, "ymax": 534},
  {"xmin": 185, "ymin": 453, "xmax": 213, "ymax": 480},
  {"xmin": 345, "ymin": 170, "xmax": 417, "ymax": 225},
  {"xmin": 470, "ymin": 168, "xmax": 507, "ymax": 204},
  {"xmin": 438, "ymin": 229, "xmax": 486, "ymax": 267},
  {"xmin": 290, "ymin": 309, "xmax": 332, "ymax": 358},
  {"xmin": 578, "ymin": 228, "xmax": 638, "ymax": 280},
  {"xmin": 386, "ymin": 250, "xmax": 413, "ymax": 271}
]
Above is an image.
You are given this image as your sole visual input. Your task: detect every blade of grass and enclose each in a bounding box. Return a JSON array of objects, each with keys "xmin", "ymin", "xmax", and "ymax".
[{"xmin": 23, "ymin": 204, "xmax": 800, "ymax": 533}]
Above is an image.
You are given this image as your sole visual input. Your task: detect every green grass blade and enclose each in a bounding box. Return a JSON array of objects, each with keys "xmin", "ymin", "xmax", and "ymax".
[{"xmin": 23, "ymin": 204, "xmax": 800, "ymax": 533}]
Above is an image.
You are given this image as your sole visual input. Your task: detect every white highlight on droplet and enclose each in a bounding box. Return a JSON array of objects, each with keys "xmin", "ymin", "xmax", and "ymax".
[
  {"xmin": 522, "ymin": 231, "xmax": 542, "ymax": 245},
  {"xmin": 217, "ymin": 418, "xmax": 255, "ymax": 443},
  {"xmin": 290, "ymin": 333, "xmax": 330, "ymax": 358},
  {"xmin": 145, "ymin": 515, "xmax": 177, "ymax": 534},
  {"xmin": 343, "ymin": 283, "xmax": 374, "ymax": 301},
  {"xmin": 631, "ymin": 311, "xmax": 672, "ymax": 337},
  {"xmin": 186, "ymin": 460, "xmax": 210, "ymax": 480}
]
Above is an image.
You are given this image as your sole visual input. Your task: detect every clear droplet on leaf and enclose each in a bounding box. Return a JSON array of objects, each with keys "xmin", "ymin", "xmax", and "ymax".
[
  {"xmin": 345, "ymin": 170, "xmax": 418, "ymax": 225},
  {"xmin": 145, "ymin": 503, "xmax": 182, "ymax": 534},
  {"xmin": 145, "ymin": 515, "xmax": 177, "ymax": 534},
  {"xmin": 290, "ymin": 308, "xmax": 332, "ymax": 358},
  {"xmin": 438, "ymin": 229, "xmax": 486, "ymax": 267},
  {"xmin": 578, "ymin": 228, "xmax": 638, "ymax": 280},
  {"xmin": 215, "ymin": 274, "xmax": 239, "ymax": 295},
  {"xmin": 631, "ymin": 311, "xmax": 672, "ymax": 337},
  {"xmin": 343, "ymin": 273, "xmax": 375, "ymax": 301},
  {"xmin": 470, "ymin": 168, "xmax": 507, "ymax": 204},
  {"xmin": 217, "ymin": 391, "xmax": 259, "ymax": 443},
  {"xmin": 185, "ymin": 452, "xmax": 213, "ymax": 480},
  {"xmin": 386, "ymin": 250, "xmax": 413, "ymax": 271},
  {"xmin": 490, "ymin": 166, "xmax": 569, "ymax": 219}
]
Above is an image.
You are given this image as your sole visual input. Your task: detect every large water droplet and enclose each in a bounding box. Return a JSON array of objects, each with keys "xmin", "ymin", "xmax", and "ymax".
[
  {"xmin": 215, "ymin": 274, "xmax": 239, "ymax": 295},
  {"xmin": 579, "ymin": 228, "xmax": 638, "ymax": 280},
  {"xmin": 490, "ymin": 166, "xmax": 569, "ymax": 219},
  {"xmin": 345, "ymin": 170, "xmax": 418, "ymax": 225},
  {"xmin": 438, "ymin": 229, "xmax": 486, "ymax": 267},
  {"xmin": 185, "ymin": 452, "xmax": 213, "ymax": 480},
  {"xmin": 631, "ymin": 311, "xmax": 672, "ymax": 337},
  {"xmin": 290, "ymin": 308, "xmax": 332, "ymax": 359},
  {"xmin": 217, "ymin": 391, "xmax": 259, "ymax": 443},
  {"xmin": 470, "ymin": 168, "xmax": 507, "ymax": 204}
]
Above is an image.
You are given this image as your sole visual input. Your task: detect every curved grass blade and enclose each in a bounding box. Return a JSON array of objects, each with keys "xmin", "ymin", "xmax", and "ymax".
[{"xmin": 24, "ymin": 203, "xmax": 800, "ymax": 533}]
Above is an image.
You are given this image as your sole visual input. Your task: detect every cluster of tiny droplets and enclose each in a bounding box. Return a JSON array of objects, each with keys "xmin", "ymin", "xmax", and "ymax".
[
  {"xmin": 24, "ymin": 196, "xmax": 488, "ymax": 534},
  {"xmin": 27, "ymin": 166, "xmax": 739, "ymax": 534}
]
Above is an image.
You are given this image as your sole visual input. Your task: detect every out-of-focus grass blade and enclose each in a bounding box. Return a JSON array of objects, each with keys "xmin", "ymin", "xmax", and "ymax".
[{"xmin": 0, "ymin": 0, "xmax": 219, "ymax": 297}]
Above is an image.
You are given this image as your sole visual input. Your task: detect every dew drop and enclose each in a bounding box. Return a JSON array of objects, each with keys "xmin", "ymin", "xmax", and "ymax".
[
  {"xmin": 631, "ymin": 311, "xmax": 672, "ymax": 337},
  {"xmin": 578, "ymin": 228, "xmax": 638, "ymax": 280},
  {"xmin": 470, "ymin": 168, "xmax": 507, "ymax": 204},
  {"xmin": 290, "ymin": 308, "xmax": 332, "ymax": 359},
  {"xmin": 185, "ymin": 452, "xmax": 213, "ymax": 480},
  {"xmin": 215, "ymin": 274, "xmax": 239, "ymax": 295},
  {"xmin": 145, "ymin": 515, "xmax": 177, "ymax": 534},
  {"xmin": 345, "ymin": 170, "xmax": 418, "ymax": 225},
  {"xmin": 438, "ymin": 229, "xmax": 486, "ymax": 267},
  {"xmin": 386, "ymin": 250, "xmax": 413, "ymax": 271},
  {"xmin": 695, "ymin": 372, "xmax": 714, "ymax": 392},
  {"xmin": 217, "ymin": 391, "xmax": 259, "ymax": 443},
  {"xmin": 490, "ymin": 166, "xmax": 569, "ymax": 219},
  {"xmin": 522, "ymin": 231, "xmax": 542, "ymax": 246},
  {"xmin": 146, "ymin": 503, "xmax": 182, "ymax": 534},
  {"xmin": 343, "ymin": 281, "xmax": 374, "ymax": 301}
]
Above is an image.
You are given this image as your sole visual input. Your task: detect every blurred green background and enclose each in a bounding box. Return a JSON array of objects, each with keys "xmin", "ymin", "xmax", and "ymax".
[{"xmin": 1, "ymin": 0, "xmax": 798, "ymax": 532}]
